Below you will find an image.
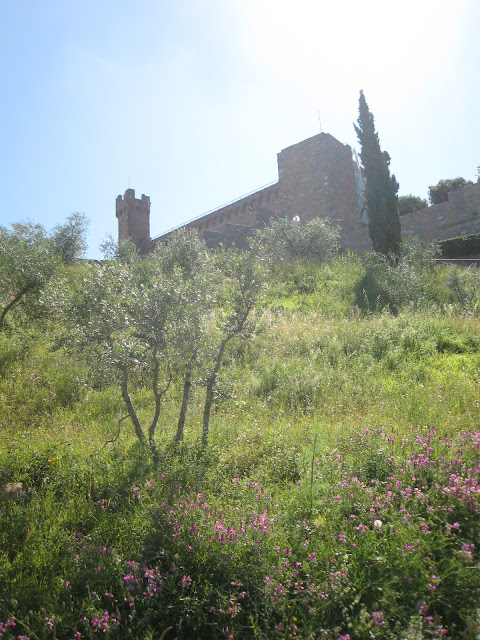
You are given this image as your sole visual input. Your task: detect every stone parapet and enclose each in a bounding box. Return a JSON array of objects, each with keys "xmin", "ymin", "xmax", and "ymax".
[{"xmin": 401, "ymin": 182, "xmax": 480, "ymax": 243}]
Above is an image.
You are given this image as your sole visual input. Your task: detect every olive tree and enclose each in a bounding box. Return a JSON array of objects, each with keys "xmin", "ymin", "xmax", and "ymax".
[
  {"xmin": 201, "ymin": 248, "xmax": 266, "ymax": 449},
  {"xmin": 257, "ymin": 216, "xmax": 339, "ymax": 265},
  {"xmin": 51, "ymin": 212, "xmax": 89, "ymax": 264},
  {"xmin": 55, "ymin": 230, "xmax": 216, "ymax": 460},
  {"xmin": 152, "ymin": 230, "xmax": 214, "ymax": 444},
  {"xmin": 55, "ymin": 245, "xmax": 194, "ymax": 464},
  {"xmin": 0, "ymin": 214, "xmax": 88, "ymax": 331}
]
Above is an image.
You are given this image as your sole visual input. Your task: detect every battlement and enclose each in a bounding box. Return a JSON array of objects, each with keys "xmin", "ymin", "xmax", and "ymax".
[
  {"xmin": 116, "ymin": 189, "xmax": 150, "ymax": 211},
  {"xmin": 116, "ymin": 188, "xmax": 151, "ymax": 254}
]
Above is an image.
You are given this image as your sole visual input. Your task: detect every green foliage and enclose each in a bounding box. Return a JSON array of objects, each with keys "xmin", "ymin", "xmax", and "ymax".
[
  {"xmin": 257, "ymin": 216, "xmax": 340, "ymax": 265},
  {"xmin": 428, "ymin": 177, "xmax": 474, "ymax": 205},
  {"xmin": 354, "ymin": 91, "xmax": 402, "ymax": 256},
  {"xmin": 154, "ymin": 227, "xmax": 208, "ymax": 279},
  {"xmin": 53, "ymin": 235, "xmax": 266, "ymax": 452},
  {"xmin": 0, "ymin": 215, "xmax": 89, "ymax": 331},
  {"xmin": 53, "ymin": 243, "xmax": 200, "ymax": 453},
  {"xmin": 201, "ymin": 247, "xmax": 267, "ymax": 447},
  {"xmin": 444, "ymin": 267, "xmax": 480, "ymax": 307},
  {"xmin": 2, "ymin": 248, "xmax": 480, "ymax": 638},
  {"xmin": 398, "ymin": 194, "xmax": 428, "ymax": 216},
  {"xmin": 51, "ymin": 212, "xmax": 89, "ymax": 264},
  {"xmin": 439, "ymin": 232, "xmax": 480, "ymax": 258},
  {"xmin": 265, "ymin": 255, "xmax": 364, "ymax": 316},
  {"xmin": 100, "ymin": 235, "xmax": 139, "ymax": 262},
  {"xmin": 0, "ymin": 223, "xmax": 59, "ymax": 331},
  {"xmin": 0, "ymin": 330, "xmax": 35, "ymax": 375},
  {"xmin": 355, "ymin": 237, "xmax": 437, "ymax": 313},
  {"xmin": 1, "ymin": 425, "xmax": 480, "ymax": 638}
]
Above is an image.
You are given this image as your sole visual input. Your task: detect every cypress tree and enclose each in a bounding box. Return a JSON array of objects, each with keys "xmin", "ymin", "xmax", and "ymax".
[{"xmin": 354, "ymin": 90, "xmax": 401, "ymax": 256}]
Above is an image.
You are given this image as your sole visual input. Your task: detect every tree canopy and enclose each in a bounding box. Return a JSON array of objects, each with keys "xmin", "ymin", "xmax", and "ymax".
[
  {"xmin": 428, "ymin": 177, "xmax": 474, "ymax": 205},
  {"xmin": 398, "ymin": 195, "xmax": 428, "ymax": 216},
  {"xmin": 0, "ymin": 213, "xmax": 89, "ymax": 331},
  {"xmin": 54, "ymin": 230, "xmax": 266, "ymax": 457},
  {"xmin": 256, "ymin": 216, "xmax": 340, "ymax": 265}
]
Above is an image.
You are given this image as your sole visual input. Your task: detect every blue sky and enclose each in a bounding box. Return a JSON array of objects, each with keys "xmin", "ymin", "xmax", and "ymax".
[{"xmin": 1, "ymin": 0, "xmax": 479, "ymax": 258}]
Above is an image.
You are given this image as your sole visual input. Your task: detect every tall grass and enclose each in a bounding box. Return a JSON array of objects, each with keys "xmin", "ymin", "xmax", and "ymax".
[{"xmin": 1, "ymin": 256, "xmax": 480, "ymax": 638}]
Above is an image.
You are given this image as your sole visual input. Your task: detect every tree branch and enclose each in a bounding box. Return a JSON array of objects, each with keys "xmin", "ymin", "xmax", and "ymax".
[
  {"xmin": 119, "ymin": 365, "xmax": 145, "ymax": 441},
  {"xmin": 0, "ymin": 285, "xmax": 32, "ymax": 330}
]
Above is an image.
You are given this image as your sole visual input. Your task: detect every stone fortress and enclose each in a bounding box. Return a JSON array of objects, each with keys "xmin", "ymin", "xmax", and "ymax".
[{"xmin": 116, "ymin": 132, "xmax": 480, "ymax": 255}]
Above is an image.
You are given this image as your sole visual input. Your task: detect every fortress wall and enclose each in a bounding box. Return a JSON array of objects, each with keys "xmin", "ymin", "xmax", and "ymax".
[
  {"xmin": 132, "ymin": 134, "xmax": 366, "ymax": 253},
  {"xmin": 347, "ymin": 183, "xmax": 480, "ymax": 255},
  {"xmin": 119, "ymin": 133, "xmax": 479, "ymax": 257},
  {"xmin": 277, "ymin": 134, "xmax": 343, "ymax": 220},
  {"xmin": 345, "ymin": 227, "xmax": 372, "ymax": 254},
  {"xmin": 191, "ymin": 183, "xmax": 280, "ymax": 239},
  {"xmin": 276, "ymin": 134, "xmax": 358, "ymax": 222},
  {"xmin": 276, "ymin": 133, "xmax": 370, "ymax": 252},
  {"xmin": 401, "ymin": 182, "xmax": 480, "ymax": 243},
  {"xmin": 155, "ymin": 183, "xmax": 280, "ymax": 247},
  {"xmin": 204, "ymin": 224, "xmax": 256, "ymax": 250}
]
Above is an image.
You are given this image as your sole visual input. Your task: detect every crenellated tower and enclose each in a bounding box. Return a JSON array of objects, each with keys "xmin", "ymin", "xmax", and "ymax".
[{"xmin": 116, "ymin": 188, "xmax": 151, "ymax": 254}]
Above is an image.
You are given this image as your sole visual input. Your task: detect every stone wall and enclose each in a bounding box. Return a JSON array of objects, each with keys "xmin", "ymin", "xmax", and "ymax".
[
  {"xmin": 116, "ymin": 189, "xmax": 151, "ymax": 255},
  {"xmin": 188, "ymin": 182, "xmax": 281, "ymax": 241},
  {"xmin": 152, "ymin": 133, "xmax": 366, "ymax": 252},
  {"xmin": 116, "ymin": 133, "xmax": 480, "ymax": 256},
  {"xmin": 401, "ymin": 182, "xmax": 480, "ymax": 243}
]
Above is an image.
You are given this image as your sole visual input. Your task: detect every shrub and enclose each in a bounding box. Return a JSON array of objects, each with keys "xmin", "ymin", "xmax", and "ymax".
[
  {"xmin": 355, "ymin": 238, "xmax": 436, "ymax": 313},
  {"xmin": 258, "ymin": 217, "xmax": 340, "ymax": 266},
  {"xmin": 439, "ymin": 233, "xmax": 480, "ymax": 258},
  {"xmin": 445, "ymin": 267, "xmax": 480, "ymax": 308}
]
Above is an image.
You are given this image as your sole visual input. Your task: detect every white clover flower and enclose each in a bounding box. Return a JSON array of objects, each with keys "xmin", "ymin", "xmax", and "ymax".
[{"xmin": 373, "ymin": 519, "xmax": 383, "ymax": 530}]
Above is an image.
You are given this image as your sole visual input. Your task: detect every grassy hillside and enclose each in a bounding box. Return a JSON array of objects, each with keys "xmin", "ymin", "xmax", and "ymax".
[{"xmin": 1, "ymin": 255, "xmax": 480, "ymax": 639}]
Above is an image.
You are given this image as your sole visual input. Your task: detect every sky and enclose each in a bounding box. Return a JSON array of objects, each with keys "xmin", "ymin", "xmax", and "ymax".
[{"xmin": 1, "ymin": 0, "xmax": 479, "ymax": 259}]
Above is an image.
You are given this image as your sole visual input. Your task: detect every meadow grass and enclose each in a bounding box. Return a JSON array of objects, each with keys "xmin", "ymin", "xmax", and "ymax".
[{"xmin": 1, "ymin": 257, "xmax": 479, "ymax": 639}]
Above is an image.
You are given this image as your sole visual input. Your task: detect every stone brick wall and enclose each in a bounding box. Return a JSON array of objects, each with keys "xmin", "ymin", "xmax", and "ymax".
[
  {"xmin": 155, "ymin": 182, "xmax": 281, "ymax": 249},
  {"xmin": 116, "ymin": 134, "xmax": 480, "ymax": 257},
  {"xmin": 116, "ymin": 189, "xmax": 151, "ymax": 255},
  {"xmin": 152, "ymin": 133, "xmax": 366, "ymax": 252},
  {"xmin": 401, "ymin": 182, "xmax": 480, "ymax": 243},
  {"xmin": 189, "ymin": 183, "xmax": 281, "ymax": 240}
]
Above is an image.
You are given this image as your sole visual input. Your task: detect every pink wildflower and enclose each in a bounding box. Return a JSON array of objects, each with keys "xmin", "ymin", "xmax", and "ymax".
[{"xmin": 181, "ymin": 574, "xmax": 192, "ymax": 589}]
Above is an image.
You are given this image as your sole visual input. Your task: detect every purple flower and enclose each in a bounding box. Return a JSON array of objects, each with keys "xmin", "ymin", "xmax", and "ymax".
[
  {"xmin": 44, "ymin": 616, "xmax": 55, "ymax": 629},
  {"xmin": 181, "ymin": 574, "xmax": 192, "ymax": 589}
]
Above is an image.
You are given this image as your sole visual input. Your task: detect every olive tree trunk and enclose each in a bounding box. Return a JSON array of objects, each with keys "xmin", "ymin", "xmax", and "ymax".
[{"xmin": 176, "ymin": 352, "xmax": 196, "ymax": 443}]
